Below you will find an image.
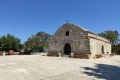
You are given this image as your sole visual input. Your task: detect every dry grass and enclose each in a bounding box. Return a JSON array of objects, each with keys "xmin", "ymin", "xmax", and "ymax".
[{"xmin": 95, "ymin": 54, "xmax": 103, "ymax": 59}]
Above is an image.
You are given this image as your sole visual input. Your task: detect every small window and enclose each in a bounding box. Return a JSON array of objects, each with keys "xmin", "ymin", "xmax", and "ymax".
[{"xmin": 66, "ymin": 31, "xmax": 69, "ymax": 36}]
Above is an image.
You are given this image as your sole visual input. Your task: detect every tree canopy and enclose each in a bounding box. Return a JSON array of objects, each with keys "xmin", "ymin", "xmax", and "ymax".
[
  {"xmin": 98, "ymin": 30, "xmax": 119, "ymax": 45},
  {"xmin": 25, "ymin": 32, "xmax": 51, "ymax": 52},
  {"xmin": 0, "ymin": 34, "xmax": 23, "ymax": 51}
]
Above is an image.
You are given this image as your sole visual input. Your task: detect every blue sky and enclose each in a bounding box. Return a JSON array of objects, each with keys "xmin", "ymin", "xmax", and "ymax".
[{"xmin": 0, "ymin": 0, "xmax": 120, "ymax": 43}]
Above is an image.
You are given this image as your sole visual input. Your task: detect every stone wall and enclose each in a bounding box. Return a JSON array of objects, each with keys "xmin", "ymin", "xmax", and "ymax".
[
  {"xmin": 89, "ymin": 35, "xmax": 111, "ymax": 58},
  {"xmin": 49, "ymin": 23, "xmax": 90, "ymax": 57}
]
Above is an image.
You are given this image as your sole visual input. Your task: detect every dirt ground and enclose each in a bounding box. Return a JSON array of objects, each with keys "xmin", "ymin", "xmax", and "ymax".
[{"xmin": 0, "ymin": 55, "xmax": 120, "ymax": 80}]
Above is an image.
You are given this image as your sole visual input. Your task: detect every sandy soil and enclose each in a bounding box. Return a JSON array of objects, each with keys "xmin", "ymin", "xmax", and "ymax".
[{"xmin": 0, "ymin": 55, "xmax": 120, "ymax": 80}]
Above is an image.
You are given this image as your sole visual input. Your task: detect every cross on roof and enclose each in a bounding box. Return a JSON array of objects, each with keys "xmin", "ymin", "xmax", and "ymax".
[{"xmin": 66, "ymin": 20, "xmax": 69, "ymax": 23}]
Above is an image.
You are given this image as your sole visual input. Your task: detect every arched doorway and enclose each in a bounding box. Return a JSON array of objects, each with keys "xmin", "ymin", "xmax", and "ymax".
[
  {"xmin": 102, "ymin": 45, "xmax": 104, "ymax": 54},
  {"xmin": 64, "ymin": 43, "xmax": 71, "ymax": 55}
]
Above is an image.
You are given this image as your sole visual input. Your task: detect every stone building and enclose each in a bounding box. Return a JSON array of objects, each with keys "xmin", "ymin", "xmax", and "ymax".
[{"xmin": 48, "ymin": 23, "xmax": 111, "ymax": 58}]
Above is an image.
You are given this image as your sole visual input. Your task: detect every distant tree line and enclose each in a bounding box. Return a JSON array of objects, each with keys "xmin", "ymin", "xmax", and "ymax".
[{"xmin": 0, "ymin": 32, "xmax": 51, "ymax": 54}]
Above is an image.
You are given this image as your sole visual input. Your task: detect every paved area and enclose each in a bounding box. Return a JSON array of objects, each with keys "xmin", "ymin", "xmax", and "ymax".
[{"xmin": 0, "ymin": 55, "xmax": 120, "ymax": 80}]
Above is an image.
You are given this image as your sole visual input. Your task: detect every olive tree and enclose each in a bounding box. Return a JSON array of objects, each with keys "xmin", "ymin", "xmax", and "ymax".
[{"xmin": 25, "ymin": 32, "xmax": 51, "ymax": 52}]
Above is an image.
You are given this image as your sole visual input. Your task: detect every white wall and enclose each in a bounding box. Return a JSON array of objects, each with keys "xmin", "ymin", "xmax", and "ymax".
[{"xmin": 89, "ymin": 38, "xmax": 111, "ymax": 57}]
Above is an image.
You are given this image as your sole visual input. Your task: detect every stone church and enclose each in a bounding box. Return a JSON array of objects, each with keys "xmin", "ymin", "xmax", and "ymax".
[{"xmin": 48, "ymin": 23, "xmax": 111, "ymax": 58}]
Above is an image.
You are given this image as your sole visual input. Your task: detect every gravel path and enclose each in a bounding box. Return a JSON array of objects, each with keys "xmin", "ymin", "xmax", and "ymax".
[{"xmin": 0, "ymin": 55, "xmax": 120, "ymax": 80}]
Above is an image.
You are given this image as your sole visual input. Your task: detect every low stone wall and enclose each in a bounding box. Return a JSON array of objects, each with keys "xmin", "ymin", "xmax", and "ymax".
[
  {"xmin": 30, "ymin": 52, "xmax": 48, "ymax": 56},
  {"xmin": 73, "ymin": 53, "xmax": 89, "ymax": 59},
  {"xmin": 14, "ymin": 52, "xmax": 19, "ymax": 55}
]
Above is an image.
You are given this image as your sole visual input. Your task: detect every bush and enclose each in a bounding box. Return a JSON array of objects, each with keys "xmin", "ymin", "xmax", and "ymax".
[
  {"xmin": 23, "ymin": 49, "xmax": 31, "ymax": 55},
  {"xmin": 95, "ymin": 54, "xmax": 103, "ymax": 59},
  {"xmin": 0, "ymin": 51, "xmax": 3, "ymax": 55},
  {"xmin": 8, "ymin": 50, "xmax": 14, "ymax": 55},
  {"xmin": 110, "ymin": 53, "xmax": 115, "ymax": 56},
  {"xmin": 47, "ymin": 51, "xmax": 59, "ymax": 57}
]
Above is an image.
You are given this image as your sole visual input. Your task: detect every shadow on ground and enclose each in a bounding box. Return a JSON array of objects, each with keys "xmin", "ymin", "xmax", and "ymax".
[{"xmin": 81, "ymin": 64, "xmax": 120, "ymax": 80}]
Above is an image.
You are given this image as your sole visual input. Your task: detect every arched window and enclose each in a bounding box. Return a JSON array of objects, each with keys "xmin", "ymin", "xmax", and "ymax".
[{"xmin": 102, "ymin": 45, "xmax": 104, "ymax": 54}]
